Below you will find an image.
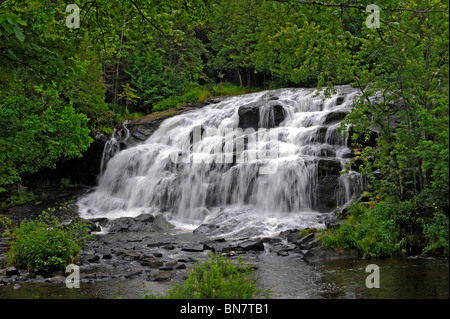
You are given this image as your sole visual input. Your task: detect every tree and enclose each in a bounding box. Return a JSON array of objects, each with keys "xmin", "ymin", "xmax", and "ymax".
[{"xmin": 118, "ymin": 83, "xmax": 140, "ymax": 112}]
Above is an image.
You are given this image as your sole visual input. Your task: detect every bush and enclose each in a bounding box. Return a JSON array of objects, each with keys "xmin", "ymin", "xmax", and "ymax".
[
  {"xmin": 423, "ymin": 212, "xmax": 449, "ymax": 257},
  {"xmin": 322, "ymin": 202, "xmax": 399, "ymax": 258},
  {"xmin": 2, "ymin": 209, "xmax": 92, "ymax": 273},
  {"xmin": 145, "ymin": 252, "xmax": 274, "ymax": 299}
]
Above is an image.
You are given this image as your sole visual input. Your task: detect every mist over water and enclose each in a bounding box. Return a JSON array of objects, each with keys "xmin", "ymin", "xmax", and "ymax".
[{"xmin": 77, "ymin": 86, "xmax": 363, "ymax": 237}]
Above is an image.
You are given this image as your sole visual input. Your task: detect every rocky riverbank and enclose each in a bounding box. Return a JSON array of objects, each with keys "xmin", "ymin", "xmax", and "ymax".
[{"xmin": 0, "ymin": 203, "xmax": 358, "ymax": 291}]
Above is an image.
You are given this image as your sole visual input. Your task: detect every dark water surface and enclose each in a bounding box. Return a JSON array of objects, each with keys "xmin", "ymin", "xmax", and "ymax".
[{"xmin": 1, "ymin": 254, "xmax": 447, "ymax": 299}]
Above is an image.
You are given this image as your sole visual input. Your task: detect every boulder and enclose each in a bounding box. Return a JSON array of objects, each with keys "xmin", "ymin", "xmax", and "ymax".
[
  {"xmin": 238, "ymin": 239, "xmax": 265, "ymax": 252},
  {"xmin": 154, "ymin": 271, "xmax": 173, "ymax": 281},
  {"xmin": 105, "ymin": 214, "xmax": 163, "ymax": 233},
  {"xmin": 316, "ymin": 159, "xmax": 343, "ymax": 212},
  {"xmin": 139, "ymin": 257, "xmax": 164, "ymax": 268},
  {"xmin": 181, "ymin": 244, "xmax": 205, "ymax": 252},
  {"xmin": 4, "ymin": 266, "xmax": 20, "ymax": 277},
  {"xmin": 238, "ymin": 101, "xmax": 286, "ymax": 130},
  {"xmin": 323, "ymin": 111, "xmax": 347, "ymax": 125},
  {"xmin": 193, "ymin": 224, "xmax": 220, "ymax": 235}
]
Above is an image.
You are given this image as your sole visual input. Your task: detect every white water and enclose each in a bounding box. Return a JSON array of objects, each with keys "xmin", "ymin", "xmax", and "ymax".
[{"xmin": 78, "ymin": 86, "xmax": 363, "ymax": 237}]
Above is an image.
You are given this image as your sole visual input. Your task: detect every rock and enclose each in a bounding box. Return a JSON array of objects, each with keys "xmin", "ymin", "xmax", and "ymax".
[
  {"xmin": 335, "ymin": 96, "xmax": 345, "ymax": 106},
  {"xmin": 238, "ymin": 101, "xmax": 286, "ymax": 130},
  {"xmin": 302, "ymin": 245, "xmax": 358, "ymax": 263},
  {"xmin": 13, "ymin": 283, "xmax": 21, "ymax": 290},
  {"xmin": 296, "ymin": 233, "xmax": 315, "ymax": 248},
  {"xmin": 154, "ymin": 271, "xmax": 173, "ymax": 282},
  {"xmin": 323, "ymin": 111, "xmax": 347, "ymax": 125},
  {"xmin": 139, "ymin": 257, "xmax": 164, "ymax": 268},
  {"xmin": 106, "ymin": 214, "xmax": 163, "ymax": 233},
  {"xmin": 287, "ymin": 231, "xmax": 301, "ymax": 243},
  {"xmin": 46, "ymin": 275, "xmax": 64, "ymax": 283},
  {"xmin": 317, "ymin": 159, "xmax": 342, "ymax": 177},
  {"xmin": 124, "ymin": 270, "xmax": 142, "ymax": 279},
  {"xmin": 135, "ymin": 213, "xmax": 155, "ymax": 223},
  {"xmin": 177, "ymin": 257, "xmax": 196, "ymax": 263},
  {"xmin": 181, "ymin": 244, "xmax": 205, "ymax": 252},
  {"xmin": 270, "ymin": 244, "xmax": 294, "ymax": 255},
  {"xmin": 316, "ymin": 159, "xmax": 343, "ymax": 212},
  {"xmin": 238, "ymin": 239, "xmax": 265, "ymax": 252},
  {"xmin": 102, "ymin": 253, "xmax": 113, "ymax": 260},
  {"xmin": 4, "ymin": 267, "xmax": 20, "ymax": 277},
  {"xmin": 85, "ymin": 254, "xmax": 100, "ymax": 263},
  {"xmin": 162, "ymin": 244, "xmax": 175, "ymax": 250},
  {"xmin": 193, "ymin": 224, "xmax": 220, "ymax": 235},
  {"xmin": 262, "ymin": 237, "xmax": 283, "ymax": 245}
]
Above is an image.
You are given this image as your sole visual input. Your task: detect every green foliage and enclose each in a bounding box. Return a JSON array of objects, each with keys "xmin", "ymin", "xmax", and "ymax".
[
  {"xmin": 126, "ymin": 42, "xmax": 188, "ymax": 112},
  {"xmin": 2, "ymin": 209, "xmax": 92, "ymax": 272},
  {"xmin": 0, "ymin": 85, "xmax": 93, "ymax": 191},
  {"xmin": 152, "ymin": 82, "xmax": 248, "ymax": 112},
  {"xmin": 1, "ymin": 190, "xmax": 38, "ymax": 208},
  {"xmin": 423, "ymin": 211, "xmax": 449, "ymax": 257},
  {"xmin": 322, "ymin": 202, "xmax": 399, "ymax": 258},
  {"xmin": 146, "ymin": 252, "xmax": 274, "ymax": 299}
]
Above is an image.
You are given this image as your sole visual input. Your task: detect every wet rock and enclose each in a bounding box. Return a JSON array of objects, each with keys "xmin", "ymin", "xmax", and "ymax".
[
  {"xmin": 85, "ymin": 254, "xmax": 100, "ymax": 263},
  {"xmin": 302, "ymin": 245, "xmax": 358, "ymax": 263},
  {"xmin": 238, "ymin": 101, "xmax": 286, "ymax": 130},
  {"xmin": 106, "ymin": 214, "xmax": 162, "ymax": 233},
  {"xmin": 262, "ymin": 237, "xmax": 283, "ymax": 245},
  {"xmin": 124, "ymin": 270, "xmax": 142, "ymax": 279},
  {"xmin": 46, "ymin": 275, "xmax": 64, "ymax": 283},
  {"xmin": 154, "ymin": 271, "xmax": 173, "ymax": 282},
  {"xmin": 336, "ymin": 96, "xmax": 345, "ymax": 106},
  {"xmin": 270, "ymin": 244, "xmax": 294, "ymax": 256},
  {"xmin": 296, "ymin": 233, "xmax": 315, "ymax": 247},
  {"xmin": 181, "ymin": 244, "xmax": 205, "ymax": 252},
  {"xmin": 139, "ymin": 257, "xmax": 164, "ymax": 268},
  {"xmin": 177, "ymin": 257, "xmax": 196, "ymax": 263},
  {"xmin": 193, "ymin": 224, "xmax": 220, "ymax": 235},
  {"xmin": 238, "ymin": 239, "xmax": 265, "ymax": 252},
  {"xmin": 323, "ymin": 111, "xmax": 347, "ymax": 125},
  {"xmin": 162, "ymin": 243, "xmax": 176, "ymax": 250},
  {"xmin": 287, "ymin": 231, "xmax": 301, "ymax": 243},
  {"xmin": 4, "ymin": 266, "xmax": 20, "ymax": 277}
]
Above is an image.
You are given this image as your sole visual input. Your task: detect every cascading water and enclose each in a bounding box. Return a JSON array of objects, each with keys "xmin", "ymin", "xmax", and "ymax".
[
  {"xmin": 99, "ymin": 120, "xmax": 131, "ymax": 177},
  {"xmin": 78, "ymin": 86, "xmax": 364, "ymax": 237}
]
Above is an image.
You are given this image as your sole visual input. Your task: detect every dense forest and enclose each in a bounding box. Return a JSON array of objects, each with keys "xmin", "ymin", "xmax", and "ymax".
[{"xmin": 0, "ymin": 0, "xmax": 448, "ymax": 257}]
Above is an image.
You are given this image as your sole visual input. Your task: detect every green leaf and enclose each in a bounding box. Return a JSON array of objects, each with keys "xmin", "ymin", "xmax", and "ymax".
[{"xmin": 13, "ymin": 25, "xmax": 25, "ymax": 42}]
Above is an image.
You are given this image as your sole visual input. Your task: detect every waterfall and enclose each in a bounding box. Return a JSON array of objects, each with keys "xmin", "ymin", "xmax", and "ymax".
[
  {"xmin": 99, "ymin": 120, "xmax": 131, "ymax": 177},
  {"xmin": 78, "ymin": 86, "xmax": 363, "ymax": 236}
]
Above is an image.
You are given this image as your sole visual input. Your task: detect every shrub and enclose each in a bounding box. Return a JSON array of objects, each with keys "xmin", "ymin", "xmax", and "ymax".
[
  {"xmin": 423, "ymin": 212, "xmax": 449, "ymax": 257},
  {"xmin": 321, "ymin": 202, "xmax": 399, "ymax": 258},
  {"xmin": 145, "ymin": 252, "xmax": 274, "ymax": 299},
  {"xmin": 2, "ymin": 209, "xmax": 92, "ymax": 273}
]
